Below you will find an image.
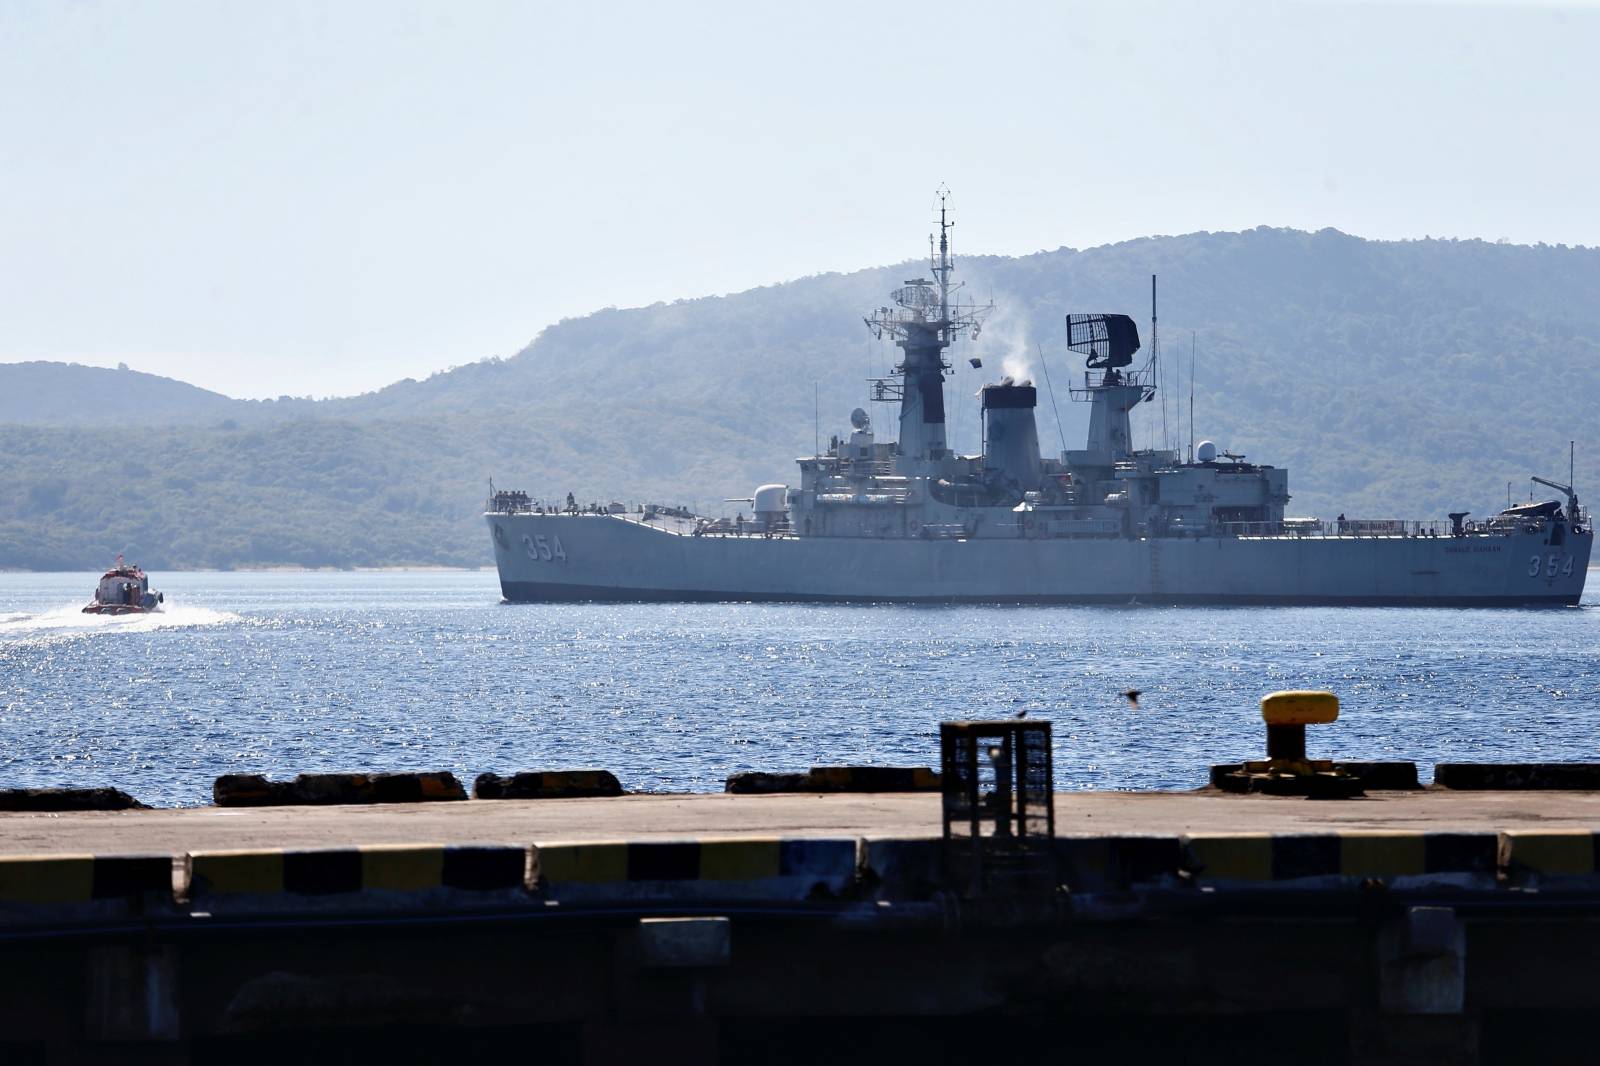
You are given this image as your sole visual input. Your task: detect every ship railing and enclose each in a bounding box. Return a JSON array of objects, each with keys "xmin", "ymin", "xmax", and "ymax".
[
  {"xmin": 689, "ymin": 519, "xmax": 797, "ymax": 539},
  {"xmin": 488, "ymin": 491, "xmax": 648, "ymax": 517},
  {"xmin": 1218, "ymin": 519, "xmax": 1453, "ymax": 539},
  {"xmin": 1068, "ymin": 367, "xmax": 1157, "ymax": 399},
  {"xmin": 1332, "ymin": 519, "xmax": 1413, "ymax": 536},
  {"xmin": 486, "ymin": 490, "xmax": 538, "ymax": 514},
  {"xmin": 843, "ymin": 459, "xmax": 897, "ymax": 477}
]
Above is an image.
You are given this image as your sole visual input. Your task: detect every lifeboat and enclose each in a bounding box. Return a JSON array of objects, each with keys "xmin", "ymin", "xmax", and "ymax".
[{"xmin": 82, "ymin": 556, "xmax": 164, "ymax": 614}]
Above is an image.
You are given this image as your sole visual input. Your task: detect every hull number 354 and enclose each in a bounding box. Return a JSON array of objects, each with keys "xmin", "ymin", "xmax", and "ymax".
[
  {"xmin": 523, "ymin": 533, "xmax": 568, "ymax": 563},
  {"xmin": 1530, "ymin": 554, "xmax": 1574, "ymax": 578}
]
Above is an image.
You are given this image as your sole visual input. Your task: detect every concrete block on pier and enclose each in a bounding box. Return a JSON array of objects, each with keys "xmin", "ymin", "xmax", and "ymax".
[
  {"xmin": 1339, "ymin": 762, "xmax": 1422, "ymax": 790},
  {"xmin": 187, "ymin": 844, "xmax": 529, "ymax": 910},
  {"xmin": 474, "ymin": 770, "xmax": 623, "ymax": 799},
  {"xmin": 534, "ymin": 838, "xmax": 857, "ymax": 901},
  {"xmin": 724, "ymin": 772, "xmax": 810, "ymax": 794},
  {"xmin": 725, "ymin": 766, "xmax": 940, "ymax": 794},
  {"xmin": 0, "ymin": 786, "xmax": 148, "ymax": 811},
  {"xmin": 213, "ymin": 771, "xmax": 468, "ymax": 806},
  {"xmin": 0, "ymin": 853, "xmax": 174, "ymax": 924},
  {"xmin": 1434, "ymin": 763, "xmax": 1600, "ymax": 790},
  {"xmin": 1209, "ymin": 762, "xmax": 1421, "ymax": 791},
  {"xmin": 807, "ymin": 766, "xmax": 940, "ymax": 792}
]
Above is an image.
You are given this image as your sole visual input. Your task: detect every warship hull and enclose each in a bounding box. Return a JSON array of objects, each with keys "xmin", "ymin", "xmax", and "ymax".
[
  {"xmin": 489, "ymin": 513, "xmax": 1591, "ymax": 606},
  {"xmin": 487, "ymin": 198, "xmax": 1592, "ymax": 609}
]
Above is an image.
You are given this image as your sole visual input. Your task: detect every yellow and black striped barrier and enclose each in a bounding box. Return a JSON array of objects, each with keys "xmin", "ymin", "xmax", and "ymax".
[
  {"xmin": 866, "ymin": 831, "xmax": 1516, "ymax": 898},
  {"xmin": 865, "ymin": 836, "xmax": 1188, "ymax": 899},
  {"xmin": 1499, "ymin": 830, "xmax": 1600, "ymax": 883},
  {"xmin": 1182, "ymin": 831, "xmax": 1500, "ymax": 884},
  {"xmin": 534, "ymin": 838, "xmax": 858, "ymax": 901},
  {"xmin": 859, "ymin": 838, "xmax": 944, "ymax": 900},
  {"xmin": 11, "ymin": 828, "xmax": 1600, "ymax": 920},
  {"xmin": 187, "ymin": 844, "xmax": 528, "ymax": 903},
  {"xmin": 0, "ymin": 853, "xmax": 171, "ymax": 908},
  {"xmin": 1057, "ymin": 836, "xmax": 1186, "ymax": 892}
]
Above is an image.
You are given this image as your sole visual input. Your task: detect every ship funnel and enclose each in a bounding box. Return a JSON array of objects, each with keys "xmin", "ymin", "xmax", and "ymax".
[{"xmin": 982, "ymin": 383, "xmax": 1043, "ymax": 489}]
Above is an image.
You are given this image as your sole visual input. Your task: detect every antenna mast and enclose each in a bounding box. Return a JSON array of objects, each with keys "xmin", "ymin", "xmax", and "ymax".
[
  {"xmin": 937, "ymin": 195, "xmax": 951, "ymax": 326},
  {"xmin": 1188, "ymin": 331, "xmax": 1196, "ymax": 465},
  {"xmin": 1152, "ymin": 275, "xmax": 1164, "ymax": 453},
  {"xmin": 1037, "ymin": 341, "xmax": 1069, "ymax": 460},
  {"xmin": 862, "ymin": 187, "xmax": 993, "ymax": 465}
]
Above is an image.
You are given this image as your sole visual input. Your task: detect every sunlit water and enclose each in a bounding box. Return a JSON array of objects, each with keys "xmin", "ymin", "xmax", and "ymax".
[{"xmin": 1, "ymin": 570, "xmax": 1597, "ymax": 807}]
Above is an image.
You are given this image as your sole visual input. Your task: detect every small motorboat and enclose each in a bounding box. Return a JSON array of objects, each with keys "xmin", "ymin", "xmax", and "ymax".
[{"xmin": 82, "ymin": 556, "xmax": 164, "ymax": 614}]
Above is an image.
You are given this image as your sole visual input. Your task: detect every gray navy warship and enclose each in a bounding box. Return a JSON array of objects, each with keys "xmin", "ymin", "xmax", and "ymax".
[{"xmin": 488, "ymin": 198, "xmax": 1590, "ymax": 605}]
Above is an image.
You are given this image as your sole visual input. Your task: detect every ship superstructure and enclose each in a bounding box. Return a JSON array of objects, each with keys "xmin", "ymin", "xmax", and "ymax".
[{"xmin": 486, "ymin": 197, "xmax": 1591, "ymax": 605}]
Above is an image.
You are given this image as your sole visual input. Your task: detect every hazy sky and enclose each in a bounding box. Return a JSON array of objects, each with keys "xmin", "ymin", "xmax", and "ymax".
[{"xmin": 2, "ymin": 0, "xmax": 1595, "ymax": 398}]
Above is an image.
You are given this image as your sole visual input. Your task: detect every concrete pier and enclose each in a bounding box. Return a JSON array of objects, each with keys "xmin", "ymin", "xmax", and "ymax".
[
  {"xmin": 3, "ymin": 789, "xmax": 1600, "ymax": 1064},
  {"xmin": 8, "ymin": 788, "xmax": 1600, "ymax": 854}
]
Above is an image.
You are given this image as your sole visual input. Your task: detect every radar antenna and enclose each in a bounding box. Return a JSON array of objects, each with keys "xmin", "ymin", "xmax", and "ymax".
[
  {"xmin": 864, "ymin": 187, "xmax": 994, "ymax": 354},
  {"xmin": 1064, "ymin": 309, "xmax": 1156, "ymax": 460},
  {"xmin": 1065, "ymin": 313, "xmax": 1142, "ymax": 369}
]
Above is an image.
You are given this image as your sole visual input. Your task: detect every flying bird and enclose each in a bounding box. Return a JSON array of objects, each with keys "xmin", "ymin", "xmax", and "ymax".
[
  {"xmin": 1012, "ymin": 709, "xmax": 1028, "ymax": 719},
  {"xmin": 1121, "ymin": 689, "xmax": 1142, "ymax": 708}
]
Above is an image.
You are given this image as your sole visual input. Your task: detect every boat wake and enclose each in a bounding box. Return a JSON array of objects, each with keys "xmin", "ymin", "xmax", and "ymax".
[{"xmin": 0, "ymin": 604, "xmax": 240, "ymax": 641}]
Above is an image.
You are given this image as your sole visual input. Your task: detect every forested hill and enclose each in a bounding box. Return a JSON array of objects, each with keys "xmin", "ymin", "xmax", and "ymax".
[
  {"xmin": 0, "ymin": 362, "xmax": 243, "ymax": 426},
  {"xmin": 3, "ymin": 227, "xmax": 1597, "ymax": 570}
]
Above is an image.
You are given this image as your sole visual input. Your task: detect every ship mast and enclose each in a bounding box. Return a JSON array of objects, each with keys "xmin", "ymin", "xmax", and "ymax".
[
  {"xmin": 864, "ymin": 188, "xmax": 992, "ymax": 469},
  {"xmin": 1065, "ymin": 311, "xmax": 1154, "ymax": 462}
]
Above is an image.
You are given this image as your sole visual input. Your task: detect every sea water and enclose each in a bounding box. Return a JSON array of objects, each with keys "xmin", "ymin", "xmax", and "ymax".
[{"xmin": 1, "ymin": 570, "xmax": 1597, "ymax": 807}]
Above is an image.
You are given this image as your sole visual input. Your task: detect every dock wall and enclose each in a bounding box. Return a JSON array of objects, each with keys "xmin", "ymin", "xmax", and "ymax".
[{"xmin": 4, "ymin": 828, "xmax": 1600, "ymax": 1063}]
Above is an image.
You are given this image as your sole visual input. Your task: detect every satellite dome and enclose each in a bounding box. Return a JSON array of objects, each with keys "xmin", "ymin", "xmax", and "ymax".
[
  {"xmin": 850, "ymin": 408, "xmax": 870, "ymax": 430},
  {"xmin": 1197, "ymin": 440, "xmax": 1217, "ymax": 463}
]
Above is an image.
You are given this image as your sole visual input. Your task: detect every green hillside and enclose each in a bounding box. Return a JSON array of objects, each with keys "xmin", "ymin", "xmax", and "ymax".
[
  {"xmin": 2, "ymin": 227, "xmax": 1596, "ymax": 570},
  {"xmin": 0, "ymin": 362, "xmax": 242, "ymax": 426}
]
